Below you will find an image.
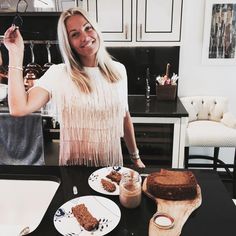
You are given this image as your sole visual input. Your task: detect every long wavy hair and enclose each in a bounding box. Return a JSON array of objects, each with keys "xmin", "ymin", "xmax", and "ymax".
[{"xmin": 57, "ymin": 8, "xmax": 121, "ymax": 93}]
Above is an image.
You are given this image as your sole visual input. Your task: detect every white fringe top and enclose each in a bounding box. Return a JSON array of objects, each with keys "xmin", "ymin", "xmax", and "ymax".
[{"xmin": 36, "ymin": 61, "xmax": 128, "ymax": 166}]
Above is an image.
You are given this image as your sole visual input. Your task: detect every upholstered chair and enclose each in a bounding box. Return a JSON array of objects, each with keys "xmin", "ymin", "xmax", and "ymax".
[{"xmin": 180, "ymin": 96, "xmax": 236, "ymax": 197}]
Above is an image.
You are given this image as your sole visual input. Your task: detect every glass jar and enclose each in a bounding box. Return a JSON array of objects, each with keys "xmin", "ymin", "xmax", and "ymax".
[{"xmin": 119, "ymin": 171, "xmax": 142, "ymax": 209}]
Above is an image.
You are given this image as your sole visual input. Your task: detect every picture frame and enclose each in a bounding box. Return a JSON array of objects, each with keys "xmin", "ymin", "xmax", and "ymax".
[{"xmin": 202, "ymin": 0, "xmax": 236, "ymax": 65}]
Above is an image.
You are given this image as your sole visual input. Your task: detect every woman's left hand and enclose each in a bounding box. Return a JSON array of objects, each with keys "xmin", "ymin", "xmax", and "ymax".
[{"xmin": 132, "ymin": 158, "xmax": 146, "ymax": 168}]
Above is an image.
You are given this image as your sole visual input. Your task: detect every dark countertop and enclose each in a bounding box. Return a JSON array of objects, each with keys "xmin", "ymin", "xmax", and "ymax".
[
  {"xmin": 1, "ymin": 165, "xmax": 236, "ymax": 236},
  {"xmin": 128, "ymin": 95, "xmax": 188, "ymax": 117},
  {"xmin": 0, "ymin": 96, "xmax": 189, "ymax": 117}
]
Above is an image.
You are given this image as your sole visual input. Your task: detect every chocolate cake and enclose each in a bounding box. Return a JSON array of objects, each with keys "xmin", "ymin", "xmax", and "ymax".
[
  {"xmin": 106, "ymin": 170, "xmax": 122, "ymax": 184},
  {"xmin": 101, "ymin": 178, "xmax": 116, "ymax": 192},
  {"xmin": 72, "ymin": 204, "xmax": 99, "ymax": 231},
  {"xmin": 146, "ymin": 169, "xmax": 197, "ymax": 200}
]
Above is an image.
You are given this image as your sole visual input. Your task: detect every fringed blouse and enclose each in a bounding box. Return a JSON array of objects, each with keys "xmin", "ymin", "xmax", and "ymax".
[{"xmin": 35, "ymin": 61, "xmax": 128, "ymax": 166}]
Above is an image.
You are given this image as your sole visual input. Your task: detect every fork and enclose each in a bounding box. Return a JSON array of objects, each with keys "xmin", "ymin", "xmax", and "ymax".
[
  {"xmin": 64, "ymin": 233, "xmax": 80, "ymax": 236},
  {"xmin": 18, "ymin": 226, "xmax": 30, "ymax": 236}
]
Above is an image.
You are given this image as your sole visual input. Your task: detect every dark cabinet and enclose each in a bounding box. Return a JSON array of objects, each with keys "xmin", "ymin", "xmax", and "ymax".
[{"xmin": 122, "ymin": 123, "xmax": 174, "ymax": 167}]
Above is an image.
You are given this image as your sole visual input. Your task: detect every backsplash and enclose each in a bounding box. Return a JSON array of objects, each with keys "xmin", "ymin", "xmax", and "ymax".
[
  {"xmin": 1, "ymin": 45, "xmax": 179, "ymax": 95},
  {"xmin": 107, "ymin": 47, "xmax": 179, "ymax": 95}
]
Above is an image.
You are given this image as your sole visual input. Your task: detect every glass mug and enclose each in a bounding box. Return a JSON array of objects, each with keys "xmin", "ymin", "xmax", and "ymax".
[{"xmin": 119, "ymin": 171, "xmax": 142, "ymax": 208}]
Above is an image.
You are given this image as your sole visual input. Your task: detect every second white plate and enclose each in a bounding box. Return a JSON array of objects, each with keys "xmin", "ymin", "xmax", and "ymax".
[
  {"xmin": 53, "ymin": 195, "xmax": 121, "ymax": 236},
  {"xmin": 88, "ymin": 167, "xmax": 132, "ymax": 195}
]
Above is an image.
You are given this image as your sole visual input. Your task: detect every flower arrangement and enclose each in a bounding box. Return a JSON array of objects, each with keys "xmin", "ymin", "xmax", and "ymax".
[
  {"xmin": 155, "ymin": 63, "xmax": 179, "ymax": 101},
  {"xmin": 156, "ymin": 63, "xmax": 179, "ymax": 86}
]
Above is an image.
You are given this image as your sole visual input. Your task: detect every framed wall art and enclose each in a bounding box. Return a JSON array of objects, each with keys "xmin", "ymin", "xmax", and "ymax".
[{"xmin": 202, "ymin": 0, "xmax": 236, "ymax": 65}]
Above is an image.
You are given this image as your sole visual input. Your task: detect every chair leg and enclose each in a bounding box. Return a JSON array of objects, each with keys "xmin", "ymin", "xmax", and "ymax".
[
  {"xmin": 185, "ymin": 147, "xmax": 189, "ymax": 168},
  {"xmin": 233, "ymin": 148, "xmax": 236, "ymax": 199},
  {"xmin": 213, "ymin": 147, "xmax": 219, "ymax": 170}
]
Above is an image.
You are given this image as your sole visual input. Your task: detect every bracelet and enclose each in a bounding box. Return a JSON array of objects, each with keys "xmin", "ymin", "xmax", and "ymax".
[
  {"xmin": 130, "ymin": 149, "xmax": 140, "ymax": 160},
  {"xmin": 8, "ymin": 66, "xmax": 23, "ymax": 71}
]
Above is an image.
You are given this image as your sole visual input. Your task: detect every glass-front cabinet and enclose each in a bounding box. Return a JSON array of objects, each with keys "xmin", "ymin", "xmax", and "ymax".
[{"xmin": 122, "ymin": 123, "xmax": 174, "ymax": 168}]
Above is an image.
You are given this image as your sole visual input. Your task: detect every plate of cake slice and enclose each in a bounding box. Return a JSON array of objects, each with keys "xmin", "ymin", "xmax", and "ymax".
[
  {"xmin": 53, "ymin": 195, "xmax": 121, "ymax": 236},
  {"xmin": 88, "ymin": 166, "xmax": 133, "ymax": 195}
]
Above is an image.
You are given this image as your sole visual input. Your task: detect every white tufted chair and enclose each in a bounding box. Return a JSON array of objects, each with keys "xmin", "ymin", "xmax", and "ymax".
[{"xmin": 180, "ymin": 96, "xmax": 236, "ymax": 197}]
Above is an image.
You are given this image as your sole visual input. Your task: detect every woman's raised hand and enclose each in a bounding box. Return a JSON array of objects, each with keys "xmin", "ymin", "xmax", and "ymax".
[{"xmin": 3, "ymin": 25, "xmax": 24, "ymax": 55}]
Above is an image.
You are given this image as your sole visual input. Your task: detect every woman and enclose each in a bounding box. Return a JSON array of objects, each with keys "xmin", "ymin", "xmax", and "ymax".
[{"xmin": 3, "ymin": 8, "xmax": 145, "ymax": 168}]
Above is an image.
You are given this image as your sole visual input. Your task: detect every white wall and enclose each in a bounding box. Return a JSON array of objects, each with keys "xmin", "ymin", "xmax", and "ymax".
[
  {"xmin": 179, "ymin": 0, "xmax": 236, "ymax": 164},
  {"xmin": 179, "ymin": 0, "xmax": 236, "ymax": 114}
]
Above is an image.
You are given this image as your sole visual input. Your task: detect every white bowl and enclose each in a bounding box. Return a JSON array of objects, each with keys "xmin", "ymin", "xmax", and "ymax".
[{"xmin": 0, "ymin": 84, "xmax": 8, "ymax": 101}]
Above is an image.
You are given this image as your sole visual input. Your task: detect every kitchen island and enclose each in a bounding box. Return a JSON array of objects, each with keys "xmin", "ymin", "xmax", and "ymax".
[{"xmin": 1, "ymin": 165, "xmax": 236, "ymax": 236}]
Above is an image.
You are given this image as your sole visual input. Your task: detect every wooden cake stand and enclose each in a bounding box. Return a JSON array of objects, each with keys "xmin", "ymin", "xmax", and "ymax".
[{"xmin": 142, "ymin": 178, "xmax": 202, "ymax": 236}]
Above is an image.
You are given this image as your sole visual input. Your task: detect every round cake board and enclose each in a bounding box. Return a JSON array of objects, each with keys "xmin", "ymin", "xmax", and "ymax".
[{"xmin": 142, "ymin": 178, "xmax": 202, "ymax": 236}]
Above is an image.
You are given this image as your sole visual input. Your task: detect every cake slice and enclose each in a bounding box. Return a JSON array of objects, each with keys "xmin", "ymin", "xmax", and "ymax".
[
  {"xmin": 146, "ymin": 169, "xmax": 198, "ymax": 200},
  {"xmin": 72, "ymin": 204, "xmax": 99, "ymax": 231},
  {"xmin": 106, "ymin": 170, "xmax": 122, "ymax": 184},
  {"xmin": 101, "ymin": 178, "xmax": 116, "ymax": 192}
]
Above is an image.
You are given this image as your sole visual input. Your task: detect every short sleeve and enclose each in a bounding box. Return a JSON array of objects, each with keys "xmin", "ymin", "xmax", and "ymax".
[{"xmin": 34, "ymin": 64, "xmax": 66, "ymax": 95}]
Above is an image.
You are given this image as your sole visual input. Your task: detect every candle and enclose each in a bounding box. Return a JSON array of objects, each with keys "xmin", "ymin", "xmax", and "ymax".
[{"xmin": 165, "ymin": 63, "xmax": 170, "ymax": 78}]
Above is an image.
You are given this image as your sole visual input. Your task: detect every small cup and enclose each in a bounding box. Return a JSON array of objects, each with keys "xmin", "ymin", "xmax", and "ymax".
[
  {"xmin": 119, "ymin": 170, "xmax": 142, "ymax": 208},
  {"xmin": 153, "ymin": 212, "xmax": 175, "ymax": 229}
]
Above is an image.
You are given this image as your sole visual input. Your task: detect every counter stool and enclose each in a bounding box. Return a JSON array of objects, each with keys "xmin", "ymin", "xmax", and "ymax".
[{"xmin": 180, "ymin": 96, "xmax": 236, "ymax": 198}]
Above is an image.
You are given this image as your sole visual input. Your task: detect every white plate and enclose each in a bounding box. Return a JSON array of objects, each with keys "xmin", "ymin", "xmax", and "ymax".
[
  {"xmin": 53, "ymin": 195, "xmax": 121, "ymax": 236},
  {"xmin": 88, "ymin": 167, "xmax": 132, "ymax": 195}
]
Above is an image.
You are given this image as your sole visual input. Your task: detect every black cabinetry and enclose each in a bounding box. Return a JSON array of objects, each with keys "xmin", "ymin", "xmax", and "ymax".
[{"xmin": 122, "ymin": 123, "xmax": 174, "ymax": 167}]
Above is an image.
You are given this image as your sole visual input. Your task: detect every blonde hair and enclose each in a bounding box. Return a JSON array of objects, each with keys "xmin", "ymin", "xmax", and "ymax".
[{"xmin": 57, "ymin": 7, "xmax": 121, "ymax": 93}]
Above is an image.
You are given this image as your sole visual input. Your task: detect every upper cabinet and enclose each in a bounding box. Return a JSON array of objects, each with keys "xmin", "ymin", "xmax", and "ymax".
[
  {"xmin": 0, "ymin": 0, "xmax": 183, "ymax": 45},
  {"xmin": 136, "ymin": 0, "xmax": 183, "ymax": 42},
  {"xmin": 85, "ymin": 0, "xmax": 183, "ymax": 46},
  {"xmin": 85, "ymin": 0, "xmax": 132, "ymax": 42}
]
